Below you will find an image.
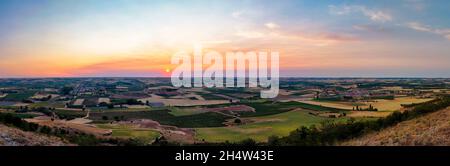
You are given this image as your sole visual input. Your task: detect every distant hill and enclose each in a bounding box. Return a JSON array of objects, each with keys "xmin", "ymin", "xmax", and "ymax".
[
  {"xmin": 0, "ymin": 124, "xmax": 72, "ymax": 146},
  {"xmin": 343, "ymin": 107, "xmax": 450, "ymax": 146}
]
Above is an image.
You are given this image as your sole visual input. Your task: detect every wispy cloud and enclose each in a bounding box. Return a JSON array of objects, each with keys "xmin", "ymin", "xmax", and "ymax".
[
  {"xmin": 231, "ymin": 11, "xmax": 244, "ymax": 18},
  {"xmin": 353, "ymin": 24, "xmax": 387, "ymax": 32},
  {"xmin": 329, "ymin": 5, "xmax": 392, "ymax": 22},
  {"xmin": 234, "ymin": 28, "xmax": 357, "ymax": 47},
  {"xmin": 403, "ymin": 0, "xmax": 427, "ymax": 11},
  {"xmin": 235, "ymin": 30, "xmax": 265, "ymax": 38},
  {"xmin": 265, "ymin": 22, "xmax": 280, "ymax": 29},
  {"xmin": 407, "ymin": 22, "xmax": 450, "ymax": 40}
]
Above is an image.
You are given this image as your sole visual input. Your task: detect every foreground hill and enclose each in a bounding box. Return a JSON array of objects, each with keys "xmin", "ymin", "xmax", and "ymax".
[
  {"xmin": 0, "ymin": 124, "xmax": 71, "ymax": 146},
  {"xmin": 343, "ymin": 107, "xmax": 450, "ymax": 146}
]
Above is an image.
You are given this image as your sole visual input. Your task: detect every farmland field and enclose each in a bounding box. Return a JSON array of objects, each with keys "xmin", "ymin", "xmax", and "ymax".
[
  {"xmin": 90, "ymin": 109, "xmax": 231, "ymax": 128},
  {"xmin": 29, "ymin": 101, "xmax": 66, "ymax": 108},
  {"xmin": 2, "ymin": 91, "xmax": 36, "ymax": 101},
  {"xmin": 195, "ymin": 110, "xmax": 352, "ymax": 142},
  {"xmin": 168, "ymin": 107, "xmax": 208, "ymax": 116},
  {"xmin": 301, "ymin": 97, "xmax": 433, "ymax": 111},
  {"xmin": 96, "ymin": 124, "xmax": 160, "ymax": 143},
  {"xmin": 365, "ymin": 97, "xmax": 434, "ymax": 111}
]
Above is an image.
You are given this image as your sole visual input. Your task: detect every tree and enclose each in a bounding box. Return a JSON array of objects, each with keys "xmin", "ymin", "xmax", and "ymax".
[{"xmin": 61, "ymin": 86, "xmax": 73, "ymax": 95}]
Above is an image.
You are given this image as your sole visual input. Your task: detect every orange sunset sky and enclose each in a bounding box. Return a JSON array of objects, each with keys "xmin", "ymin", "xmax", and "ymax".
[{"xmin": 0, "ymin": 0, "xmax": 449, "ymax": 77}]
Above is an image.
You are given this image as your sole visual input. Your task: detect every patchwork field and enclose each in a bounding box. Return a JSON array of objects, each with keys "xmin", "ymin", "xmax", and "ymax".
[
  {"xmin": 195, "ymin": 110, "xmax": 351, "ymax": 142},
  {"xmin": 138, "ymin": 95, "xmax": 230, "ymax": 106},
  {"xmin": 302, "ymin": 97, "xmax": 433, "ymax": 111}
]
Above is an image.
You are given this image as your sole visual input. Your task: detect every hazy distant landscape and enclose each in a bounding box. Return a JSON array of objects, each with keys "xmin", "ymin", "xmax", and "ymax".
[{"xmin": 1, "ymin": 77, "xmax": 449, "ymax": 146}]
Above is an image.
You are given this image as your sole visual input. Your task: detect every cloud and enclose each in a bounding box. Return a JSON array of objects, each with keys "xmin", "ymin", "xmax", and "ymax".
[
  {"xmin": 200, "ymin": 40, "xmax": 232, "ymax": 45},
  {"xmin": 329, "ymin": 5, "xmax": 392, "ymax": 22},
  {"xmin": 235, "ymin": 30, "xmax": 265, "ymax": 38},
  {"xmin": 231, "ymin": 11, "xmax": 244, "ymax": 18},
  {"xmin": 265, "ymin": 22, "xmax": 280, "ymax": 29},
  {"xmin": 403, "ymin": 0, "xmax": 426, "ymax": 11},
  {"xmin": 292, "ymin": 33, "xmax": 358, "ymax": 46},
  {"xmin": 353, "ymin": 24, "xmax": 387, "ymax": 32},
  {"xmin": 407, "ymin": 22, "xmax": 450, "ymax": 40},
  {"xmin": 407, "ymin": 22, "xmax": 432, "ymax": 32}
]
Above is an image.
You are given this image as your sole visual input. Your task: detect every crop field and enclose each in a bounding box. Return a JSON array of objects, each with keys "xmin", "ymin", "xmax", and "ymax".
[
  {"xmin": 300, "ymin": 100, "xmax": 359, "ymax": 110},
  {"xmin": 96, "ymin": 124, "xmax": 160, "ymax": 143},
  {"xmin": 167, "ymin": 107, "xmax": 208, "ymax": 116},
  {"xmin": 90, "ymin": 109, "xmax": 231, "ymax": 128},
  {"xmin": 29, "ymin": 101, "xmax": 66, "ymax": 108},
  {"xmin": 302, "ymin": 97, "xmax": 434, "ymax": 111},
  {"xmin": 195, "ymin": 110, "xmax": 352, "ymax": 142},
  {"xmin": 2, "ymin": 91, "xmax": 36, "ymax": 101},
  {"xmin": 365, "ymin": 97, "xmax": 434, "ymax": 111}
]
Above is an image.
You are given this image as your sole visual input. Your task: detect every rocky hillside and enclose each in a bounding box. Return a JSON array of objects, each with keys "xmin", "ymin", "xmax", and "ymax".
[
  {"xmin": 0, "ymin": 124, "xmax": 72, "ymax": 146},
  {"xmin": 343, "ymin": 107, "xmax": 450, "ymax": 146}
]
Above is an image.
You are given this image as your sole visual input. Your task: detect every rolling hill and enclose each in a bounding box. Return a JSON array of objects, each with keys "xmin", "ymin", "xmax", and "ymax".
[
  {"xmin": 343, "ymin": 107, "xmax": 450, "ymax": 146},
  {"xmin": 0, "ymin": 124, "xmax": 71, "ymax": 146}
]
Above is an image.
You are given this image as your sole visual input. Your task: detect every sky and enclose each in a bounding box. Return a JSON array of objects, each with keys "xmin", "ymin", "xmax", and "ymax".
[{"xmin": 0, "ymin": 0, "xmax": 449, "ymax": 77}]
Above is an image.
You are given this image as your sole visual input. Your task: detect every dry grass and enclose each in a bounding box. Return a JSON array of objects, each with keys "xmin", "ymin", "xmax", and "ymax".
[
  {"xmin": 0, "ymin": 124, "xmax": 71, "ymax": 146},
  {"xmin": 343, "ymin": 107, "xmax": 450, "ymax": 146},
  {"xmin": 303, "ymin": 97, "xmax": 433, "ymax": 111},
  {"xmin": 301, "ymin": 100, "xmax": 356, "ymax": 110},
  {"xmin": 365, "ymin": 97, "xmax": 433, "ymax": 111},
  {"xmin": 346, "ymin": 111, "xmax": 391, "ymax": 118},
  {"xmin": 25, "ymin": 116, "xmax": 112, "ymax": 136}
]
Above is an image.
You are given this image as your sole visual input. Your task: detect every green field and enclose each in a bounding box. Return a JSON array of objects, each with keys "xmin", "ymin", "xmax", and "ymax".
[
  {"xmin": 29, "ymin": 101, "xmax": 66, "ymax": 108},
  {"xmin": 90, "ymin": 109, "xmax": 231, "ymax": 128},
  {"xmin": 239, "ymin": 101, "xmax": 349, "ymax": 117},
  {"xmin": 195, "ymin": 110, "xmax": 352, "ymax": 142},
  {"xmin": 96, "ymin": 124, "xmax": 160, "ymax": 143},
  {"xmin": 168, "ymin": 107, "xmax": 208, "ymax": 116},
  {"xmin": 2, "ymin": 91, "xmax": 36, "ymax": 101}
]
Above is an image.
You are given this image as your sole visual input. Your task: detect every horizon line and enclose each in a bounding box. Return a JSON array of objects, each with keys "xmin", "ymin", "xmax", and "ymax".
[{"xmin": 1, "ymin": 76, "xmax": 449, "ymax": 79}]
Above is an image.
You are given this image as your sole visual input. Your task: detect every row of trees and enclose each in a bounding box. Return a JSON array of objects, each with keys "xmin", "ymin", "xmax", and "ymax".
[{"xmin": 352, "ymin": 104, "xmax": 378, "ymax": 111}]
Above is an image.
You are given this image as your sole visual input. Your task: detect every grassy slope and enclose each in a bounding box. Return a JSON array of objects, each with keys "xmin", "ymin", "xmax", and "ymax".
[
  {"xmin": 343, "ymin": 107, "xmax": 450, "ymax": 146},
  {"xmin": 0, "ymin": 124, "xmax": 70, "ymax": 146}
]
